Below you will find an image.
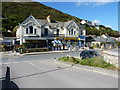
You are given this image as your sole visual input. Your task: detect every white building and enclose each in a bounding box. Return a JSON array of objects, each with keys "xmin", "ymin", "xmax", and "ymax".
[{"xmin": 16, "ymin": 15, "xmax": 86, "ymax": 48}]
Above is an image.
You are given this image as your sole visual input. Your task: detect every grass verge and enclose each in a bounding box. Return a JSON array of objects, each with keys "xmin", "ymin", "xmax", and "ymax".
[{"xmin": 58, "ymin": 56, "xmax": 118, "ymax": 71}]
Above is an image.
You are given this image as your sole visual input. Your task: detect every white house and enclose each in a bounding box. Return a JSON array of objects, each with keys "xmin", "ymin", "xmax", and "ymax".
[{"xmin": 16, "ymin": 15, "xmax": 86, "ymax": 48}]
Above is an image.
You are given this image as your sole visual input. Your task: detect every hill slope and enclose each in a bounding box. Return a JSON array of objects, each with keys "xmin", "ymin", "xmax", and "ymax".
[{"xmin": 2, "ymin": 2, "xmax": 120, "ymax": 37}]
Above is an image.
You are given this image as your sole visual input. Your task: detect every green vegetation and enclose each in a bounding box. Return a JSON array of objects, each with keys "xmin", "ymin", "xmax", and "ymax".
[
  {"xmin": 2, "ymin": 2, "xmax": 81, "ymax": 37},
  {"xmin": 115, "ymin": 40, "xmax": 120, "ymax": 46},
  {"xmin": 58, "ymin": 56, "xmax": 80, "ymax": 64},
  {"xmin": 2, "ymin": 2, "xmax": 120, "ymax": 37},
  {"xmin": 58, "ymin": 56, "xmax": 118, "ymax": 71},
  {"xmin": 85, "ymin": 24, "xmax": 120, "ymax": 37}
]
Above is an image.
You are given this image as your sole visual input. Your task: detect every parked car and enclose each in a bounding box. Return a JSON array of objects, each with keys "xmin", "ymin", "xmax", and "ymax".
[{"xmin": 80, "ymin": 50, "xmax": 100, "ymax": 59}]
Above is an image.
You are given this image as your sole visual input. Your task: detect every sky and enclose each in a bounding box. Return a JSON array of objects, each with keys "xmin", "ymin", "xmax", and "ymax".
[{"xmin": 33, "ymin": 1, "xmax": 118, "ymax": 31}]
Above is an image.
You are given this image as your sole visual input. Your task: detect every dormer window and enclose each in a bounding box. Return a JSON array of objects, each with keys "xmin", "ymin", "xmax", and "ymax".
[{"xmin": 29, "ymin": 26, "xmax": 33, "ymax": 34}]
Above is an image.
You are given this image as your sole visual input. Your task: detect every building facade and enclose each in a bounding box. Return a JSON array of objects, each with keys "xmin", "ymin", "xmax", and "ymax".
[{"xmin": 16, "ymin": 15, "xmax": 86, "ymax": 49}]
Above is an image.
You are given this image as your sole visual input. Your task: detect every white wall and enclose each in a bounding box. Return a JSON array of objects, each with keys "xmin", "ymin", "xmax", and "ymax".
[
  {"xmin": 16, "ymin": 22, "xmax": 41, "ymax": 38},
  {"xmin": 65, "ymin": 28, "xmax": 80, "ymax": 37}
]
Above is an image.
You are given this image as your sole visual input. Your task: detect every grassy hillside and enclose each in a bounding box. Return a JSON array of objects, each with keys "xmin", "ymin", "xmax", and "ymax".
[
  {"xmin": 2, "ymin": 2, "xmax": 120, "ymax": 37},
  {"xmin": 2, "ymin": 2, "xmax": 81, "ymax": 30}
]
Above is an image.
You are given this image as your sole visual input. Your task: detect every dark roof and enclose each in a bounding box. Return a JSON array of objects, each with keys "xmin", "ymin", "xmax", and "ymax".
[
  {"xmin": 76, "ymin": 23, "xmax": 85, "ymax": 30},
  {"xmin": 86, "ymin": 36, "xmax": 95, "ymax": 42},
  {"xmin": 94, "ymin": 37, "xmax": 115, "ymax": 43},
  {"xmin": 21, "ymin": 16, "xmax": 85, "ymax": 30}
]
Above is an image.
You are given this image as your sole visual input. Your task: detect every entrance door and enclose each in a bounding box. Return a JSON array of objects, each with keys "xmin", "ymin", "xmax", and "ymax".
[
  {"xmin": 44, "ymin": 28, "xmax": 48, "ymax": 36},
  {"xmin": 57, "ymin": 29, "xmax": 59, "ymax": 36}
]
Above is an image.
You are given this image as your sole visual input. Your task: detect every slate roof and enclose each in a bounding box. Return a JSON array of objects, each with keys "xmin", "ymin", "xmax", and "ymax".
[
  {"xmin": 36, "ymin": 19, "xmax": 65, "ymax": 28},
  {"xmin": 76, "ymin": 23, "xmax": 85, "ymax": 30},
  {"xmin": 21, "ymin": 16, "xmax": 85, "ymax": 30},
  {"xmin": 36, "ymin": 19, "xmax": 48, "ymax": 26},
  {"xmin": 64, "ymin": 20, "xmax": 73, "ymax": 28},
  {"xmin": 94, "ymin": 37, "xmax": 115, "ymax": 43}
]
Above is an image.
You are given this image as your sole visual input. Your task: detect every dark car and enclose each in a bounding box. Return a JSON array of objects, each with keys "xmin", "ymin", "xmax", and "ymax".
[{"xmin": 80, "ymin": 50, "xmax": 100, "ymax": 59}]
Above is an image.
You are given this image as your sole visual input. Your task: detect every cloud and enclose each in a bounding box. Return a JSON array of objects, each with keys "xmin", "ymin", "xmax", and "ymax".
[
  {"xmin": 105, "ymin": 25, "xmax": 112, "ymax": 28},
  {"xmin": 32, "ymin": 0, "xmax": 119, "ymax": 2},
  {"xmin": 92, "ymin": 19, "xmax": 101, "ymax": 24},
  {"xmin": 75, "ymin": 2, "xmax": 93, "ymax": 7},
  {"xmin": 75, "ymin": 0, "xmax": 118, "ymax": 7}
]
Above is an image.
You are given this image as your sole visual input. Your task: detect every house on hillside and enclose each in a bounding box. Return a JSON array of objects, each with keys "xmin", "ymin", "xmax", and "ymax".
[
  {"xmin": 16, "ymin": 15, "xmax": 86, "ymax": 49},
  {"xmin": 80, "ymin": 20, "xmax": 97, "ymax": 26},
  {"xmin": 91, "ymin": 34, "xmax": 116, "ymax": 49}
]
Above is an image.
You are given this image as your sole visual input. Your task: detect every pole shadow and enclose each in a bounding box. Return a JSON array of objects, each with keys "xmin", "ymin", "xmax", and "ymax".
[{"xmin": 2, "ymin": 66, "xmax": 19, "ymax": 90}]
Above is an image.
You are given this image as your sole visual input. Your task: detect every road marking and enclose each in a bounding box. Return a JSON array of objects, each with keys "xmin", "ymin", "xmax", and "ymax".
[
  {"xmin": 3, "ymin": 63, "xmax": 10, "ymax": 65},
  {"xmin": 13, "ymin": 62, "xmax": 19, "ymax": 64},
  {"xmin": 23, "ymin": 61, "xmax": 34, "ymax": 66},
  {"xmin": 2, "ymin": 62, "xmax": 20, "ymax": 65}
]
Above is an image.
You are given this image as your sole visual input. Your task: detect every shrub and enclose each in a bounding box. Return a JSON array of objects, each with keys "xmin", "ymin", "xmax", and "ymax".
[
  {"xmin": 80, "ymin": 57, "xmax": 117, "ymax": 70},
  {"xmin": 58, "ymin": 56, "xmax": 80, "ymax": 64},
  {"xmin": 58, "ymin": 56, "xmax": 117, "ymax": 70}
]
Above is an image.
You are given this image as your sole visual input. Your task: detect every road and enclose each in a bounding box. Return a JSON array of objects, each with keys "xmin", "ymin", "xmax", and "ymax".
[{"xmin": 0, "ymin": 51, "xmax": 118, "ymax": 88}]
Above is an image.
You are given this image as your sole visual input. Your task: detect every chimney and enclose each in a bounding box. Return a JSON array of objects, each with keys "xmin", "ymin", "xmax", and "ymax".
[{"xmin": 47, "ymin": 15, "xmax": 51, "ymax": 24}]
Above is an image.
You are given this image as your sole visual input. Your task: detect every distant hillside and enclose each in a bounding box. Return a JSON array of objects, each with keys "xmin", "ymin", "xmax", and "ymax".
[{"xmin": 2, "ymin": 2, "xmax": 120, "ymax": 37}]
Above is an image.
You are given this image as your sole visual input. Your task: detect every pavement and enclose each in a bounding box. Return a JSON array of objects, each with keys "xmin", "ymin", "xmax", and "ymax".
[
  {"xmin": 1, "ymin": 57, "xmax": 118, "ymax": 88},
  {"xmin": 1, "ymin": 49, "xmax": 84, "ymax": 56},
  {"xmin": 0, "ymin": 48, "xmax": 118, "ymax": 78},
  {"xmin": 56, "ymin": 59, "xmax": 118, "ymax": 78}
]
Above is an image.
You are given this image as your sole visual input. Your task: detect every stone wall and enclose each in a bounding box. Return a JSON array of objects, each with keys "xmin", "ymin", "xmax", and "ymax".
[{"xmin": 103, "ymin": 49, "xmax": 119, "ymax": 68}]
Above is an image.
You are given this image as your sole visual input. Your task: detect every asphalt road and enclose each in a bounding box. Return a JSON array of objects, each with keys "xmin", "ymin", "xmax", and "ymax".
[{"xmin": 0, "ymin": 51, "xmax": 118, "ymax": 88}]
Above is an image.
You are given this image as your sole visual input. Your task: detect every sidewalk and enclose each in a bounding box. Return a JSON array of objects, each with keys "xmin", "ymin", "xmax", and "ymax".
[
  {"xmin": 55, "ymin": 59, "xmax": 118, "ymax": 78},
  {"xmin": 22, "ymin": 49, "xmax": 82, "ymax": 56},
  {"xmin": 0, "ymin": 49, "xmax": 83, "ymax": 56},
  {"xmin": 1, "ymin": 51, "xmax": 21, "ymax": 56},
  {"xmin": 22, "ymin": 48, "xmax": 105, "ymax": 56},
  {"xmin": 1, "ymin": 48, "xmax": 111, "ymax": 56}
]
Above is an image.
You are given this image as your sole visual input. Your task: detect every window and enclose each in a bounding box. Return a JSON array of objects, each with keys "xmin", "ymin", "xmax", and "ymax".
[
  {"xmin": 69, "ymin": 31, "xmax": 70, "ymax": 35},
  {"xmin": 74, "ymin": 31, "xmax": 76, "ymax": 35},
  {"xmin": 81, "ymin": 31, "xmax": 83, "ymax": 35},
  {"xmin": 34, "ymin": 29, "xmax": 36, "ymax": 34},
  {"xmin": 29, "ymin": 26, "xmax": 33, "ymax": 34},
  {"xmin": 44, "ymin": 28, "xmax": 48, "ymax": 36},
  {"xmin": 57, "ymin": 29, "xmax": 59, "ymax": 36},
  {"xmin": 26, "ymin": 28, "xmax": 28, "ymax": 34},
  {"xmin": 71, "ymin": 29, "xmax": 73, "ymax": 35}
]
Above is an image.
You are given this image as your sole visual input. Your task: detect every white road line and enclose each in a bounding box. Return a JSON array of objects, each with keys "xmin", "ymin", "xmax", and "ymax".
[
  {"xmin": 3, "ymin": 62, "xmax": 20, "ymax": 65},
  {"xmin": 28, "ymin": 62, "xmax": 34, "ymax": 66},
  {"xmin": 23, "ymin": 61, "xmax": 34, "ymax": 66},
  {"xmin": 13, "ymin": 62, "xmax": 20, "ymax": 64},
  {"xmin": 3, "ymin": 63, "xmax": 11, "ymax": 65}
]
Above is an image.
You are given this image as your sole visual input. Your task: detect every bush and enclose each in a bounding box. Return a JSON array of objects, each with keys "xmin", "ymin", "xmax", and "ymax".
[
  {"xmin": 80, "ymin": 57, "xmax": 117, "ymax": 70},
  {"xmin": 58, "ymin": 56, "xmax": 80, "ymax": 64},
  {"xmin": 58, "ymin": 56, "xmax": 117, "ymax": 70}
]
